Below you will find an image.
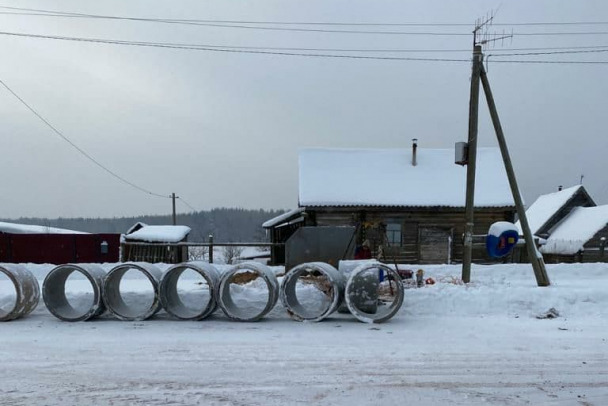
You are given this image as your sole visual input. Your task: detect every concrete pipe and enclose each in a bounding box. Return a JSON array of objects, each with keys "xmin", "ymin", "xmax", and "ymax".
[
  {"xmin": 280, "ymin": 262, "xmax": 345, "ymax": 322},
  {"xmin": 217, "ymin": 262, "xmax": 279, "ymax": 322},
  {"xmin": 345, "ymin": 263, "xmax": 404, "ymax": 323},
  {"xmin": 43, "ymin": 264, "xmax": 106, "ymax": 322},
  {"xmin": 160, "ymin": 261, "xmax": 220, "ymax": 320},
  {"xmin": 103, "ymin": 263, "xmax": 163, "ymax": 321},
  {"xmin": 337, "ymin": 260, "xmax": 380, "ymax": 314},
  {"xmin": 0, "ymin": 264, "xmax": 40, "ymax": 321}
]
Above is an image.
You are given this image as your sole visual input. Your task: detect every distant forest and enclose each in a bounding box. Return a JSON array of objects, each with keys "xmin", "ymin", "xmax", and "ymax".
[{"xmin": 3, "ymin": 208, "xmax": 286, "ymax": 242}]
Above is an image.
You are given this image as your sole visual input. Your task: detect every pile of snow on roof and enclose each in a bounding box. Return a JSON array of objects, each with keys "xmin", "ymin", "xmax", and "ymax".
[
  {"xmin": 298, "ymin": 147, "xmax": 514, "ymax": 207},
  {"xmin": 0, "ymin": 221, "xmax": 88, "ymax": 234},
  {"xmin": 515, "ymin": 185, "xmax": 582, "ymax": 235},
  {"xmin": 125, "ymin": 225, "xmax": 191, "ymax": 243},
  {"xmin": 540, "ymin": 205, "xmax": 608, "ymax": 255}
]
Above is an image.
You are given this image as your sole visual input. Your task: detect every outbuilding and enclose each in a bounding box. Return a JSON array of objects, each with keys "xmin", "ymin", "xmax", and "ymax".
[
  {"xmin": 121, "ymin": 223, "xmax": 191, "ymax": 263},
  {"xmin": 0, "ymin": 221, "xmax": 120, "ymax": 263}
]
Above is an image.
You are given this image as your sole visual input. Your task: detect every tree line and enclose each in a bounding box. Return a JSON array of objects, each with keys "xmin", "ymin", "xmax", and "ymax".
[{"xmin": 3, "ymin": 208, "xmax": 286, "ymax": 242}]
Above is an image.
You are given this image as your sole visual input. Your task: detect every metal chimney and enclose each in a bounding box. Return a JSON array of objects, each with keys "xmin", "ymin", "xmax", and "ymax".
[{"xmin": 412, "ymin": 138, "xmax": 418, "ymax": 166}]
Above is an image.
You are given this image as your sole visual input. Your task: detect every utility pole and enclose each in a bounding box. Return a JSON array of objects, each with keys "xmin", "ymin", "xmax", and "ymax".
[
  {"xmin": 479, "ymin": 66, "xmax": 551, "ymax": 286},
  {"xmin": 172, "ymin": 193, "xmax": 177, "ymax": 225},
  {"xmin": 462, "ymin": 44, "xmax": 483, "ymax": 283}
]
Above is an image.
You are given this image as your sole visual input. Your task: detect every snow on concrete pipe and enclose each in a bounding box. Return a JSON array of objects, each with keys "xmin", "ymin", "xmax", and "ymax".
[
  {"xmin": 0, "ymin": 264, "xmax": 40, "ymax": 321},
  {"xmin": 280, "ymin": 262, "xmax": 345, "ymax": 322},
  {"xmin": 160, "ymin": 261, "xmax": 220, "ymax": 320},
  {"xmin": 103, "ymin": 263, "xmax": 163, "ymax": 321},
  {"xmin": 345, "ymin": 263, "xmax": 404, "ymax": 323},
  {"xmin": 217, "ymin": 262, "xmax": 279, "ymax": 322},
  {"xmin": 43, "ymin": 264, "xmax": 106, "ymax": 322}
]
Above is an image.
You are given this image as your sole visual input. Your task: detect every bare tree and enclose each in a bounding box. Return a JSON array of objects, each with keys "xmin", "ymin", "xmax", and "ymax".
[
  {"xmin": 188, "ymin": 246, "xmax": 209, "ymax": 261},
  {"xmin": 222, "ymin": 245, "xmax": 244, "ymax": 264}
]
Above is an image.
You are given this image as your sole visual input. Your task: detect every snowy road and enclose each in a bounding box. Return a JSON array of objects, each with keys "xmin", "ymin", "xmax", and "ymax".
[{"xmin": 1, "ymin": 263, "xmax": 607, "ymax": 405}]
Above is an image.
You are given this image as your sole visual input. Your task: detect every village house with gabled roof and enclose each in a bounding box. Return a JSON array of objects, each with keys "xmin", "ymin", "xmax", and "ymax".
[
  {"xmin": 516, "ymin": 185, "xmax": 608, "ymax": 263},
  {"xmin": 264, "ymin": 143, "xmax": 517, "ymax": 265},
  {"xmin": 515, "ymin": 185, "xmax": 596, "ymax": 239}
]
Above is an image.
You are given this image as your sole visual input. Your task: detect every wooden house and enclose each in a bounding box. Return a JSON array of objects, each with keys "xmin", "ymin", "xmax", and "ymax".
[
  {"xmin": 540, "ymin": 206, "xmax": 608, "ymax": 263},
  {"xmin": 264, "ymin": 145, "xmax": 517, "ymax": 265},
  {"xmin": 515, "ymin": 185, "xmax": 596, "ymax": 239},
  {"xmin": 515, "ymin": 185, "xmax": 607, "ymax": 263}
]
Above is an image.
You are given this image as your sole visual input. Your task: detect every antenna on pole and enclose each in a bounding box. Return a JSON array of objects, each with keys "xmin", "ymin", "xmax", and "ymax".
[{"xmin": 463, "ymin": 11, "xmax": 549, "ymax": 287}]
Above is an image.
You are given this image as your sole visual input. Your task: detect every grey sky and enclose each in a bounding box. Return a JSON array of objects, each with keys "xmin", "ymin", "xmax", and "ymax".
[{"xmin": 0, "ymin": 0, "xmax": 606, "ymax": 219}]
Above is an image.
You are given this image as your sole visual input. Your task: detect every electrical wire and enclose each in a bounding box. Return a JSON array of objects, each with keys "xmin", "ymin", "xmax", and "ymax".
[
  {"xmin": 490, "ymin": 49, "xmax": 608, "ymax": 57},
  {"xmin": 2, "ymin": 31, "xmax": 608, "ymax": 64},
  {"xmin": 2, "ymin": 29, "xmax": 608, "ymax": 54},
  {"xmin": 1, "ymin": 6, "xmax": 608, "ymax": 27},
  {"xmin": 0, "ymin": 77, "xmax": 171, "ymax": 199},
  {"xmin": 177, "ymin": 196, "xmax": 199, "ymax": 213},
  {"xmin": 0, "ymin": 31, "xmax": 472, "ymax": 61}
]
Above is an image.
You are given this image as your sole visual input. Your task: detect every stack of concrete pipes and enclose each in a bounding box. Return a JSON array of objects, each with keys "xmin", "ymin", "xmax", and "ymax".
[{"xmin": 1, "ymin": 261, "xmax": 404, "ymax": 323}]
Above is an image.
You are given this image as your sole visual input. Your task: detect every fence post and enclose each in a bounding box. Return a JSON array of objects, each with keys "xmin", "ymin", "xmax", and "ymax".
[
  {"xmin": 209, "ymin": 234, "xmax": 214, "ymax": 263},
  {"xmin": 600, "ymin": 237, "xmax": 606, "ymax": 259}
]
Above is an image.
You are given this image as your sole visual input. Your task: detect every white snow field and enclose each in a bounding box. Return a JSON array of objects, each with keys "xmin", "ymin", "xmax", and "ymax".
[{"xmin": 1, "ymin": 262, "xmax": 607, "ymax": 405}]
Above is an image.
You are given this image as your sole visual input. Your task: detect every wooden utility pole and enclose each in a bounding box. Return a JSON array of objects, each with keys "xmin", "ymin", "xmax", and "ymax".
[
  {"xmin": 461, "ymin": 44, "xmax": 483, "ymax": 283},
  {"xmin": 479, "ymin": 66, "xmax": 550, "ymax": 286},
  {"xmin": 172, "ymin": 193, "xmax": 177, "ymax": 225}
]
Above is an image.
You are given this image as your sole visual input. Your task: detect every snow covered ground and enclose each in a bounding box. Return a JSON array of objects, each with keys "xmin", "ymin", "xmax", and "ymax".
[{"xmin": 1, "ymin": 262, "xmax": 607, "ymax": 405}]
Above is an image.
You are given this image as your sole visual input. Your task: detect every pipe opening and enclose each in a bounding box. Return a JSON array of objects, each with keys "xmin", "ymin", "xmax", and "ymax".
[
  {"xmin": 103, "ymin": 264, "xmax": 161, "ymax": 321},
  {"xmin": 160, "ymin": 263, "xmax": 218, "ymax": 320},
  {"xmin": 281, "ymin": 262, "xmax": 344, "ymax": 322},
  {"xmin": 217, "ymin": 263, "xmax": 278, "ymax": 322},
  {"xmin": 345, "ymin": 264, "xmax": 404, "ymax": 323},
  {"xmin": 43, "ymin": 265, "xmax": 101, "ymax": 321},
  {"xmin": 0, "ymin": 264, "xmax": 40, "ymax": 321},
  {"xmin": 0, "ymin": 271, "xmax": 17, "ymax": 319}
]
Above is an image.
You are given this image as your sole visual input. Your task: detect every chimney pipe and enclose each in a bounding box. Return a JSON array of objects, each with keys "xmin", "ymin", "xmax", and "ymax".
[
  {"xmin": 412, "ymin": 138, "xmax": 418, "ymax": 166},
  {"xmin": 558, "ymin": 185, "xmax": 563, "ymax": 191}
]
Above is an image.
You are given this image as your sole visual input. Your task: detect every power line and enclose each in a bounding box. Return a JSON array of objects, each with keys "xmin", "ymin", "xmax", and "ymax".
[
  {"xmin": 2, "ymin": 31, "xmax": 608, "ymax": 64},
  {"xmin": 1, "ymin": 6, "xmax": 608, "ymax": 28},
  {"xmin": 0, "ymin": 31, "xmax": 472, "ymax": 61},
  {"xmin": 2, "ymin": 29, "xmax": 607, "ymax": 54},
  {"xmin": 490, "ymin": 59, "xmax": 608, "ymax": 64},
  {"xmin": 177, "ymin": 196, "xmax": 199, "ymax": 213},
  {"xmin": 0, "ymin": 77, "xmax": 171, "ymax": 198},
  {"xmin": 491, "ymin": 48, "xmax": 608, "ymax": 57}
]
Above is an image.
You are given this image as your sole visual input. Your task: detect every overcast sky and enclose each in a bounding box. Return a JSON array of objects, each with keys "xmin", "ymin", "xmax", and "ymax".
[{"xmin": 0, "ymin": 0, "xmax": 606, "ymax": 219}]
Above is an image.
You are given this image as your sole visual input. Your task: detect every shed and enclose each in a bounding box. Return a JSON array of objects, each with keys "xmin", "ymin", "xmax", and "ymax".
[
  {"xmin": 264, "ymin": 145, "xmax": 516, "ymax": 265},
  {"xmin": 121, "ymin": 225, "xmax": 191, "ymax": 263}
]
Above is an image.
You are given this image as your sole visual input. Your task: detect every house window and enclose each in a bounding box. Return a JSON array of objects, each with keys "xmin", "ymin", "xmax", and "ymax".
[{"xmin": 386, "ymin": 223, "xmax": 402, "ymax": 246}]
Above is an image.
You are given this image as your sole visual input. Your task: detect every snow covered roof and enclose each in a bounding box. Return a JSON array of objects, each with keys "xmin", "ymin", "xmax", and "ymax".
[
  {"xmin": 126, "ymin": 222, "xmax": 147, "ymax": 235},
  {"xmin": 540, "ymin": 206, "xmax": 608, "ymax": 255},
  {"xmin": 298, "ymin": 147, "xmax": 515, "ymax": 208},
  {"xmin": 124, "ymin": 225, "xmax": 191, "ymax": 243},
  {"xmin": 262, "ymin": 208, "xmax": 305, "ymax": 228},
  {"xmin": 0, "ymin": 221, "xmax": 88, "ymax": 235},
  {"xmin": 515, "ymin": 185, "xmax": 589, "ymax": 235}
]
